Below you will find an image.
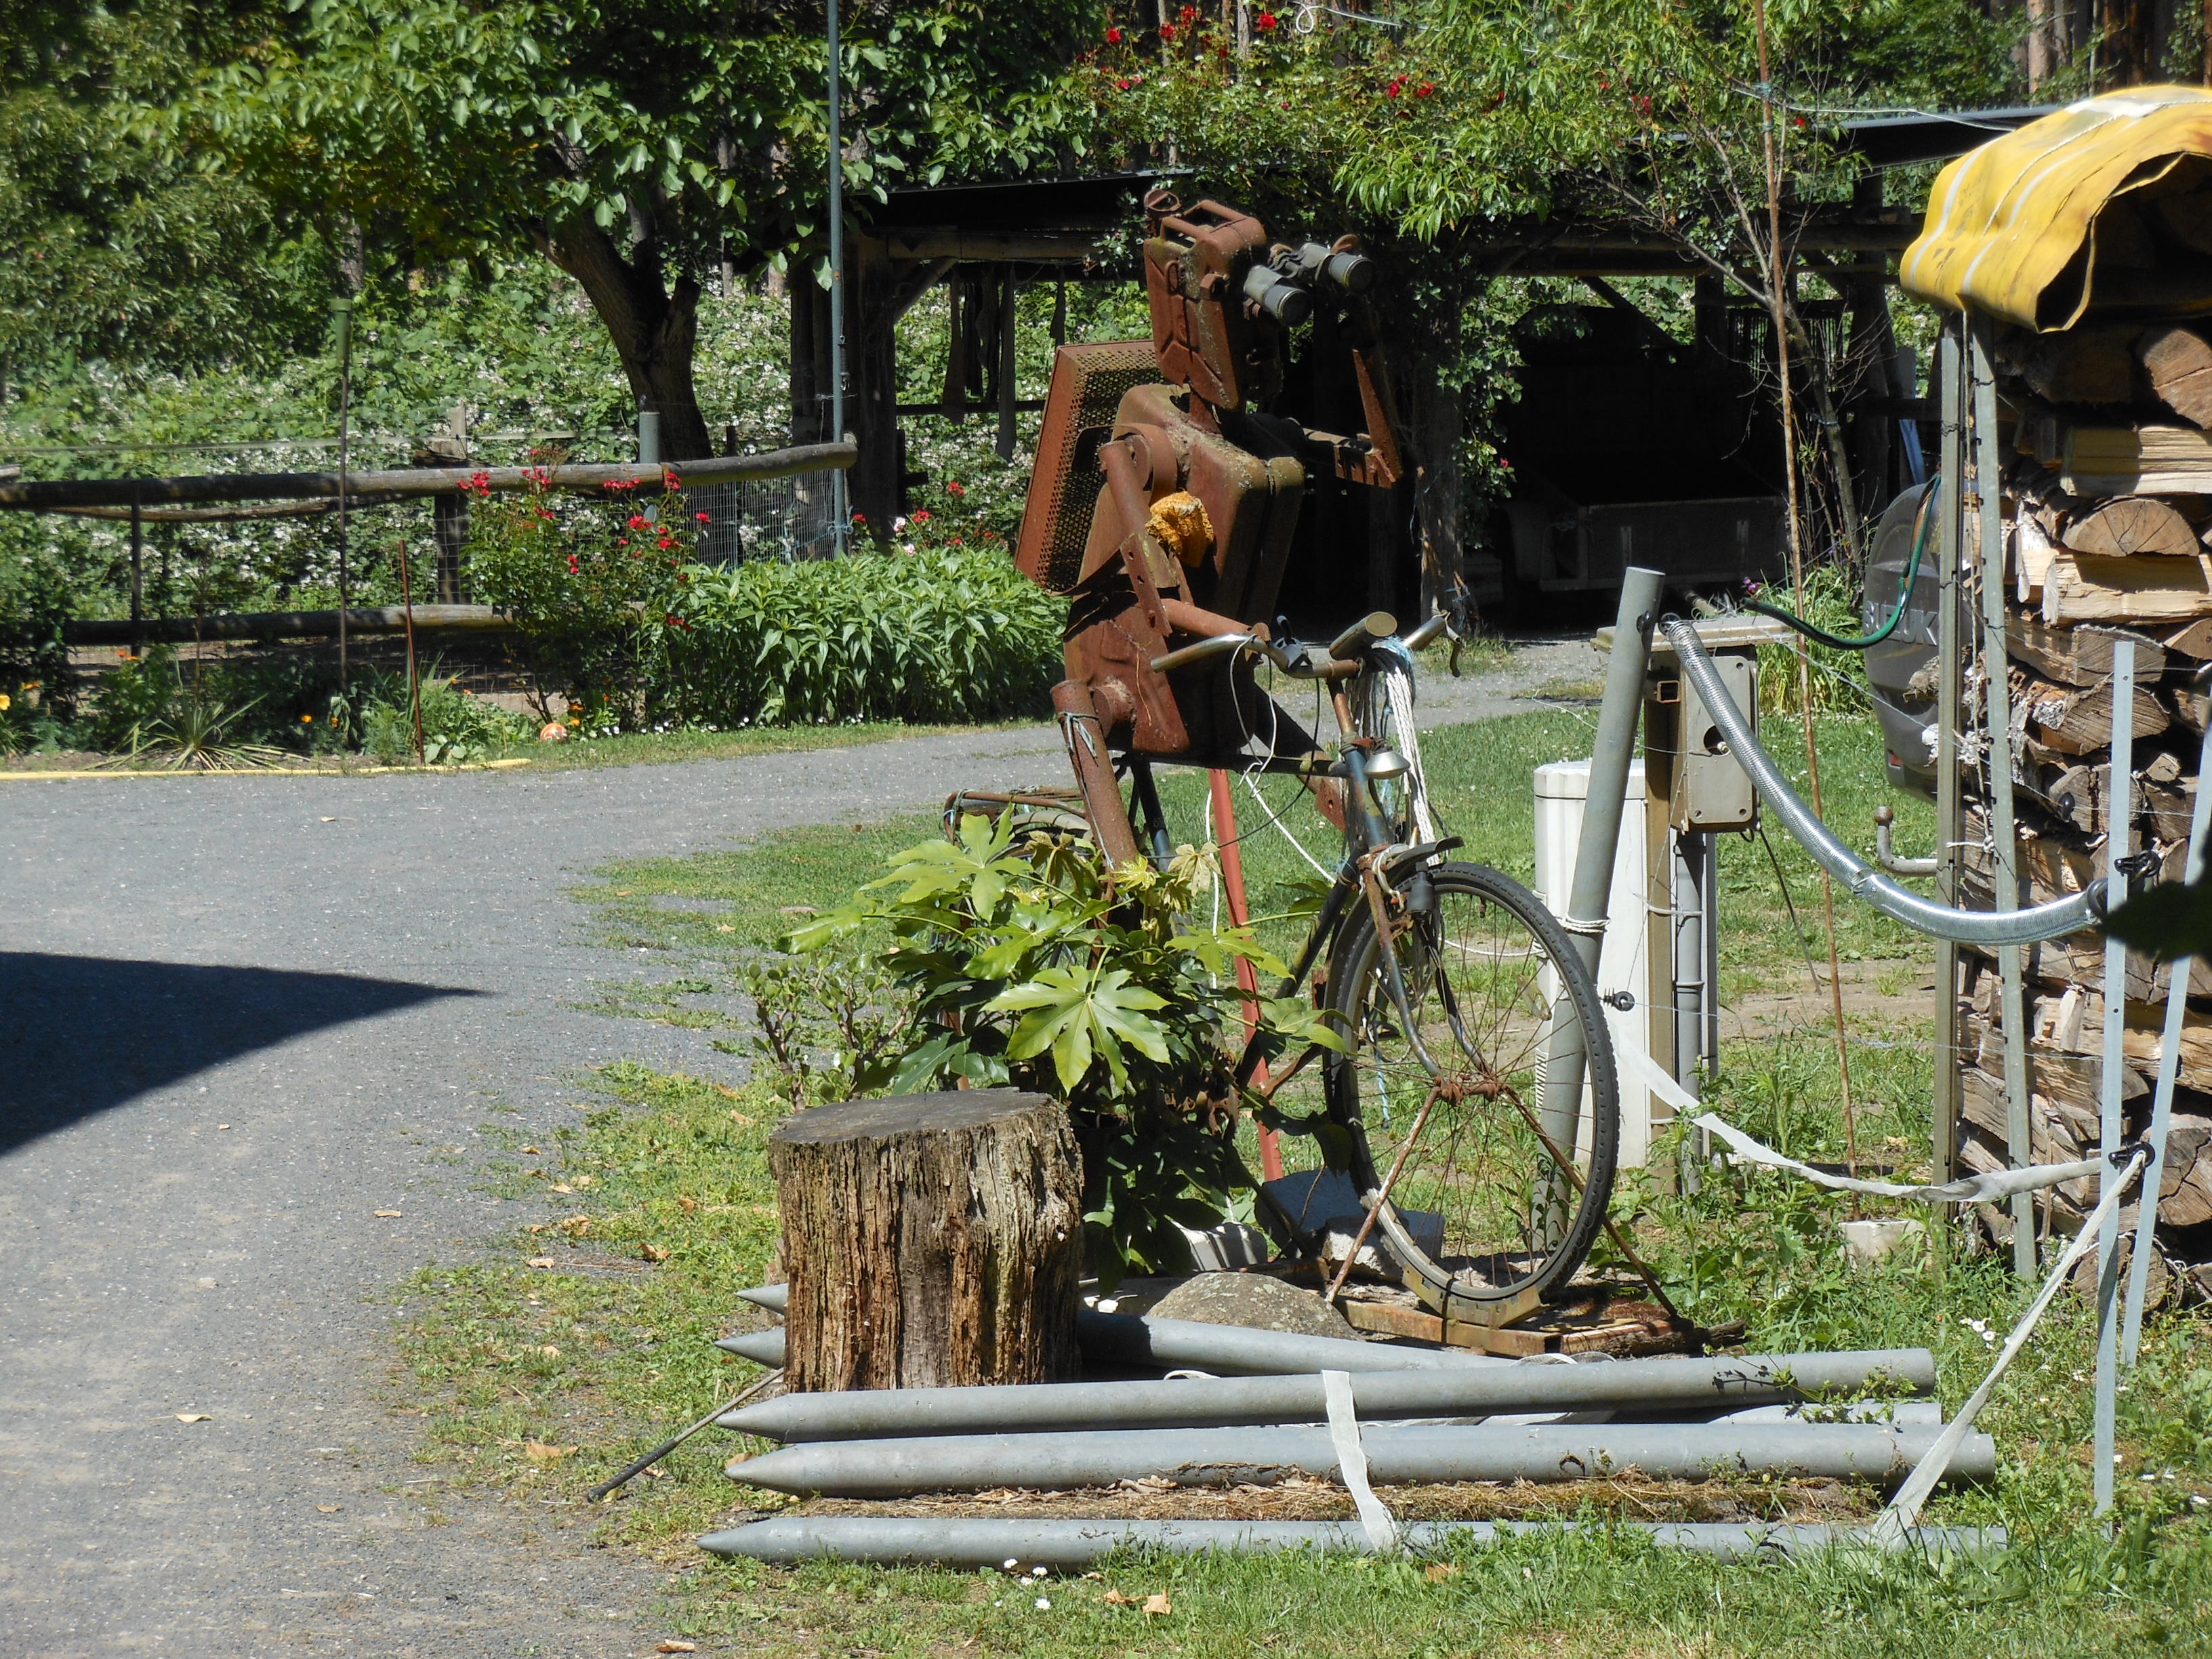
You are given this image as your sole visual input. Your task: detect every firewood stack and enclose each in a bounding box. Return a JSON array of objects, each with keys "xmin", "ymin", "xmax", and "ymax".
[{"xmin": 1952, "ymin": 316, "xmax": 2212, "ymax": 1303}]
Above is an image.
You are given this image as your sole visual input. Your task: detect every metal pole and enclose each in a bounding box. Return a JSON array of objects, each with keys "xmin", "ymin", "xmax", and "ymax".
[
  {"xmin": 128, "ymin": 487, "xmax": 143, "ymax": 659},
  {"xmin": 636, "ymin": 405, "xmax": 659, "ymax": 524},
  {"xmin": 701, "ymin": 1515, "xmax": 2009, "ymax": 1568},
  {"xmin": 1933, "ymin": 328, "xmax": 1965, "ymax": 1259},
  {"xmin": 996, "ymin": 268, "xmax": 1018, "ymax": 460},
  {"xmin": 718, "ymin": 1348, "xmax": 1936, "ymax": 1443},
  {"xmin": 826, "ymin": 0, "xmax": 848, "ymax": 554},
  {"xmin": 724, "ymin": 1420, "xmax": 1994, "ymax": 1500},
  {"xmin": 1971, "ymin": 317, "xmax": 2036, "ymax": 1282},
  {"xmin": 1540, "ymin": 566, "xmax": 1665, "ymax": 1213},
  {"xmin": 2123, "ymin": 710, "xmax": 2212, "ymax": 1363},
  {"xmin": 2095, "ymin": 640, "xmax": 2135, "ymax": 1517},
  {"xmin": 332, "ymin": 295, "xmax": 354, "ymax": 693}
]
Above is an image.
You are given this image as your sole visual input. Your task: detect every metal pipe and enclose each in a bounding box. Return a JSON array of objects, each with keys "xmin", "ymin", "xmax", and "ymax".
[
  {"xmin": 1662, "ymin": 618, "xmax": 2104, "ymax": 944},
  {"xmin": 717, "ymin": 1330, "xmax": 787, "ymax": 1366},
  {"xmin": 1974, "ymin": 319, "xmax": 2039, "ymax": 1279},
  {"xmin": 1933, "ymin": 325, "xmax": 1966, "ymax": 1256},
  {"xmin": 717, "ymin": 1349, "xmax": 1936, "ymax": 1443},
  {"xmin": 1074, "ymin": 1311, "xmax": 1509, "ymax": 1375},
  {"xmin": 1708, "ymin": 1399, "xmax": 1942, "ymax": 1425},
  {"xmin": 826, "ymin": 0, "xmax": 848, "ymax": 554},
  {"xmin": 2125, "ymin": 708, "xmax": 2212, "ymax": 1362},
  {"xmin": 0, "ymin": 441, "xmax": 859, "ymax": 511},
  {"xmin": 699, "ymin": 1515, "xmax": 2009, "ymax": 1568},
  {"xmin": 724, "ymin": 1420, "xmax": 1992, "ymax": 1498},
  {"xmin": 1542, "ymin": 566, "xmax": 1666, "ymax": 1230},
  {"xmin": 2094, "ymin": 639, "xmax": 2135, "ymax": 1515}
]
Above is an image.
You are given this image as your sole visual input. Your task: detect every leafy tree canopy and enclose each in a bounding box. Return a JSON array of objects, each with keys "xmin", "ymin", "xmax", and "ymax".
[
  {"xmin": 182, "ymin": 0, "xmax": 1106, "ymax": 456},
  {"xmin": 1, "ymin": 0, "xmax": 325, "ymax": 384}
]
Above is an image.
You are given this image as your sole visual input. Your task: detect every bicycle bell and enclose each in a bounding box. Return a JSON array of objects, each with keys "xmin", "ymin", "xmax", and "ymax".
[{"xmin": 1364, "ymin": 747, "xmax": 1412, "ymax": 781}]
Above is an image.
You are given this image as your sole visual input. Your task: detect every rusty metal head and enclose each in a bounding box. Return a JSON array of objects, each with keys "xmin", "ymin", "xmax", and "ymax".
[
  {"xmin": 1015, "ymin": 340, "xmax": 1163, "ymax": 594},
  {"xmin": 1143, "ymin": 199, "xmax": 1277, "ymax": 411}
]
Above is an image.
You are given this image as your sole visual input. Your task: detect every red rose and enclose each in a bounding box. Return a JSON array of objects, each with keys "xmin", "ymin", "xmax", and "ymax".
[
  {"xmin": 912, "ymin": 508, "xmax": 931, "ymax": 522},
  {"xmin": 1415, "ymin": 83, "xmax": 1433, "ymax": 98},
  {"xmin": 1159, "ymin": 22, "xmax": 1174, "ymax": 40},
  {"xmin": 1180, "ymin": 5, "xmax": 1197, "ymax": 20},
  {"xmin": 1118, "ymin": 77, "xmax": 1131, "ymax": 89},
  {"xmin": 1105, "ymin": 26, "xmax": 1121, "ymax": 43},
  {"xmin": 1256, "ymin": 9, "xmax": 1277, "ymax": 28}
]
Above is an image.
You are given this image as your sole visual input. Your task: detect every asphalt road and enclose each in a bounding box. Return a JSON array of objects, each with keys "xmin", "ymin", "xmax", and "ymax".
[
  {"xmin": 0, "ymin": 635, "xmax": 1599, "ymax": 1657},
  {"xmin": 0, "ymin": 725, "xmax": 1069, "ymax": 1658}
]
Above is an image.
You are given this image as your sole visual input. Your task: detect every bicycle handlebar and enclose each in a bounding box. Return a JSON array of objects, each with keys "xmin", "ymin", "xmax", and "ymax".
[{"xmin": 1402, "ymin": 612, "xmax": 1451, "ymax": 651}]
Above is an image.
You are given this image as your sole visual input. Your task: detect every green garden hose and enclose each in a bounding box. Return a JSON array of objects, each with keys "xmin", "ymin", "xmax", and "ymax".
[{"xmin": 1748, "ymin": 476, "xmax": 1938, "ymax": 653}]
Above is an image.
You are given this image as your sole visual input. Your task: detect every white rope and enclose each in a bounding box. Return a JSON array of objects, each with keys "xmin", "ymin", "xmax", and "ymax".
[
  {"xmin": 1693, "ymin": 1109, "xmax": 2123, "ymax": 1207},
  {"xmin": 1322, "ymin": 1368, "xmax": 1398, "ymax": 1552},
  {"xmin": 1244, "ymin": 771, "xmax": 1334, "ymax": 880},
  {"xmin": 1873, "ymin": 1145, "xmax": 2150, "ymax": 1539},
  {"xmin": 1380, "ymin": 661, "xmax": 1439, "ymax": 846}
]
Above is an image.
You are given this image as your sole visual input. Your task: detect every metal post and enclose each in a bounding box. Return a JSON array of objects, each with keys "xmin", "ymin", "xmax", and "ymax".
[
  {"xmin": 128, "ymin": 487, "xmax": 143, "ymax": 659},
  {"xmin": 996, "ymin": 268, "xmax": 1019, "ymax": 461},
  {"xmin": 331, "ymin": 295, "xmax": 354, "ymax": 691},
  {"xmin": 1540, "ymin": 567, "xmax": 1665, "ymax": 1206},
  {"xmin": 636, "ymin": 405, "xmax": 660, "ymax": 523},
  {"xmin": 2124, "ymin": 712, "xmax": 2212, "ymax": 1364},
  {"xmin": 1971, "ymin": 317, "xmax": 2036, "ymax": 1282},
  {"xmin": 826, "ymin": 0, "xmax": 848, "ymax": 554},
  {"xmin": 1673, "ymin": 827, "xmax": 1715, "ymax": 1191},
  {"xmin": 1932, "ymin": 329, "xmax": 1965, "ymax": 1262},
  {"xmin": 2095, "ymin": 640, "xmax": 2135, "ymax": 1517}
]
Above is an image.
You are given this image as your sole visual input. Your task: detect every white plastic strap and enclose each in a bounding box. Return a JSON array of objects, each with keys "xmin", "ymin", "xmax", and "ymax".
[
  {"xmin": 1874, "ymin": 1146, "xmax": 2149, "ymax": 1539},
  {"xmin": 1321, "ymin": 1368, "xmax": 1398, "ymax": 1553},
  {"xmin": 1694, "ymin": 1109, "xmax": 2116, "ymax": 1206}
]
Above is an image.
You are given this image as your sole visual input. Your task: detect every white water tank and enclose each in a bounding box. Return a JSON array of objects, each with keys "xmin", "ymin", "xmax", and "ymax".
[{"xmin": 1534, "ymin": 759, "xmax": 1658, "ymax": 1168}]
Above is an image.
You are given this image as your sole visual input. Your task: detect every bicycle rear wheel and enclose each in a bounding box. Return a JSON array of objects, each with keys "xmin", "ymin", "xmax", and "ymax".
[{"xmin": 1322, "ymin": 861, "xmax": 1618, "ymax": 1311}]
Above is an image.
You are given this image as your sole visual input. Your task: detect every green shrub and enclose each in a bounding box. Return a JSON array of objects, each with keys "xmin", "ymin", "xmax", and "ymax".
[
  {"xmin": 793, "ymin": 814, "xmax": 1340, "ymax": 1280},
  {"xmin": 664, "ymin": 545, "xmax": 1065, "ymax": 728},
  {"xmin": 356, "ymin": 660, "xmax": 531, "ymax": 764}
]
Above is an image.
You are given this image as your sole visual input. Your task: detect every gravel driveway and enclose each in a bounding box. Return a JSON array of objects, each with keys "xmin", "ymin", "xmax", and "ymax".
[{"xmin": 0, "ymin": 636, "xmax": 1598, "ymax": 1656}]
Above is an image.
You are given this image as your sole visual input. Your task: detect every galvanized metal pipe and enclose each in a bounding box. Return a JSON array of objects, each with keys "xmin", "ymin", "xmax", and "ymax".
[
  {"xmin": 1542, "ymin": 568, "xmax": 1666, "ymax": 1198},
  {"xmin": 718, "ymin": 1311, "xmax": 1521, "ymax": 1376},
  {"xmin": 2095, "ymin": 639, "xmax": 2137, "ymax": 1516},
  {"xmin": 717, "ymin": 1349, "xmax": 1935, "ymax": 1442},
  {"xmin": 717, "ymin": 1330, "xmax": 787, "ymax": 1366},
  {"xmin": 698, "ymin": 1515, "xmax": 2008, "ymax": 1567},
  {"xmin": 1974, "ymin": 319, "xmax": 2041, "ymax": 1282},
  {"xmin": 1662, "ymin": 618, "xmax": 2103, "ymax": 944},
  {"xmin": 1074, "ymin": 1311, "xmax": 1510, "ymax": 1374},
  {"xmin": 724, "ymin": 1421, "xmax": 1991, "ymax": 1497}
]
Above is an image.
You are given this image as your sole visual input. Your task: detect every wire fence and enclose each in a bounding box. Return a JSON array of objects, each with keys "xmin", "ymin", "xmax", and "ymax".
[{"xmin": 693, "ymin": 468, "xmax": 844, "ymax": 564}]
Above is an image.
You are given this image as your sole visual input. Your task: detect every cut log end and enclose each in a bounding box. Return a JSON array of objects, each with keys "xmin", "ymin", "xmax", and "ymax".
[{"xmin": 769, "ymin": 1088, "xmax": 1085, "ymax": 1393}]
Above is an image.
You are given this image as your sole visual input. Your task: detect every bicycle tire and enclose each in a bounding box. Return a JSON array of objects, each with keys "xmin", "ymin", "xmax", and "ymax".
[{"xmin": 1322, "ymin": 861, "xmax": 1619, "ymax": 1309}]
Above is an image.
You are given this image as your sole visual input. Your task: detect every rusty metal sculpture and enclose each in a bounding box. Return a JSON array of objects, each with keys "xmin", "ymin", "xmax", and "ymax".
[{"xmin": 1014, "ymin": 190, "xmax": 1408, "ymax": 863}]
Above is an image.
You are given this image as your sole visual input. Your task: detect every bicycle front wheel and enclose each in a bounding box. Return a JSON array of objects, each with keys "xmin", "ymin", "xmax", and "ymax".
[{"xmin": 1322, "ymin": 861, "xmax": 1618, "ymax": 1311}]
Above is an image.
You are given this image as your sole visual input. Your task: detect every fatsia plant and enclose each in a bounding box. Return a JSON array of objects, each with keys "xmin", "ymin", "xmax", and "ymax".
[{"xmin": 792, "ymin": 811, "xmax": 1340, "ymax": 1279}]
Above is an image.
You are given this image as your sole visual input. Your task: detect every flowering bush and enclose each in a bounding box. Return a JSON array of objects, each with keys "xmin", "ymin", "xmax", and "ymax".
[{"xmin": 466, "ymin": 468, "xmax": 693, "ymax": 729}]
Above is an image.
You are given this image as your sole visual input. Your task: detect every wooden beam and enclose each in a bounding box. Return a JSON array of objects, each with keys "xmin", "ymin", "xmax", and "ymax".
[
  {"xmin": 886, "ymin": 228, "xmax": 1107, "ymax": 262},
  {"xmin": 0, "ymin": 441, "xmax": 857, "ymax": 512}
]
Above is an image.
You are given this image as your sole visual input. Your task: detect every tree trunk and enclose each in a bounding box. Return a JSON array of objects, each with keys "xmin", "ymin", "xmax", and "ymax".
[
  {"xmin": 541, "ymin": 223, "xmax": 714, "ymax": 460},
  {"xmin": 768, "ymin": 1088, "xmax": 1085, "ymax": 1391}
]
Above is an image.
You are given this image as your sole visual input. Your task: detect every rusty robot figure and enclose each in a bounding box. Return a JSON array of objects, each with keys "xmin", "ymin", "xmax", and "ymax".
[{"xmin": 1012, "ymin": 190, "xmax": 1413, "ymax": 864}]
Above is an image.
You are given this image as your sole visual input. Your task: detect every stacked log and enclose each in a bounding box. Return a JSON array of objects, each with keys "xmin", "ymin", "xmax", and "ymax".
[{"xmin": 1961, "ymin": 319, "xmax": 2212, "ymax": 1301}]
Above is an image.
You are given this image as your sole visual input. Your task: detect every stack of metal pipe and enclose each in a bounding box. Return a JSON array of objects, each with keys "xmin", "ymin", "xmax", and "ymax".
[{"xmin": 699, "ymin": 1287, "xmax": 2002, "ymax": 1565}]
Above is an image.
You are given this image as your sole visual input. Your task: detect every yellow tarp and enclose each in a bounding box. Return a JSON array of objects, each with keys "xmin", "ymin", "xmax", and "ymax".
[{"xmin": 1901, "ymin": 85, "xmax": 2212, "ymax": 331}]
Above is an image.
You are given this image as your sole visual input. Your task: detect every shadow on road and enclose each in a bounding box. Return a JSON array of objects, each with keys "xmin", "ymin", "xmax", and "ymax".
[{"xmin": 0, "ymin": 952, "xmax": 479, "ymax": 1153}]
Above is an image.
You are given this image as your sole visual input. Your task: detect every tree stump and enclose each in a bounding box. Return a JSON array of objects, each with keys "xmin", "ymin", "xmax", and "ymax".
[{"xmin": 767, "ymin": 1089, "xmax": 1084, "ymax": 1391}]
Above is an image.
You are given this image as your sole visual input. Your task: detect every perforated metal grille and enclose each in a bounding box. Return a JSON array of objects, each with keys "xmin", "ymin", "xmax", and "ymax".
[{"xmin": 1015, "ymin": 340, "xmax": 1162, "ymax": 595}]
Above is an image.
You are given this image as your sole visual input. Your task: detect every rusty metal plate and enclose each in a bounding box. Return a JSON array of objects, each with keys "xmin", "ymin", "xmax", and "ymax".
[{"xmin": 1015, "ymin": 340, "xmax": 1162, "ymax": 595}]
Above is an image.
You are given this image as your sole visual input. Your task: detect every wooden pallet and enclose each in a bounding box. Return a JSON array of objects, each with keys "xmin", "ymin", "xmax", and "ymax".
[{"xmin": 1335, "ymin": 1282, "xmax": 1695, "ymax": 1359}]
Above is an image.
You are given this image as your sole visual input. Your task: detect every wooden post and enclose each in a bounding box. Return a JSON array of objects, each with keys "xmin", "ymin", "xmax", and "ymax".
[{"xmin": 769, "ymin": 1089, "xmax": 1084, "ymax": 1391}]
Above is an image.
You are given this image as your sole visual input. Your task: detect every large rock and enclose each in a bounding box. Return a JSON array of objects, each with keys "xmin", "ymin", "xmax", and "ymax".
[{"xmin": 1147, "ymin": 1271, "xmax": 1359, "ymax": 1340}]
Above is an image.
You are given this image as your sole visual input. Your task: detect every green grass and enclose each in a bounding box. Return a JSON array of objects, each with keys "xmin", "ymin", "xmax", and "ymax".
[{"xmin": 397, "ymin": 702, "xmax": 2211, "ymax": 1655}]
